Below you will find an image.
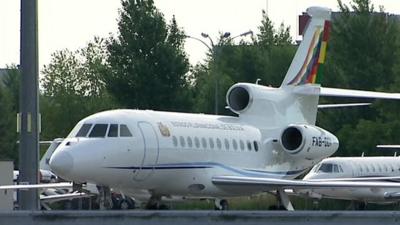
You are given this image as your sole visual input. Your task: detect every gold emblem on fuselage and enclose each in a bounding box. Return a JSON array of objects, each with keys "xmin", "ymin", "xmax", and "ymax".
[{"xmin": 158, "ymin": 122, "xmax": 171, "ymax": 137}]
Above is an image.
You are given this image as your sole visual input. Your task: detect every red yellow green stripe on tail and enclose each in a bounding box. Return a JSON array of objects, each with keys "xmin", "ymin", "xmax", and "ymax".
[{"xmin": 287, "ymin": 20, "xmax": 331, "ymax": 85}]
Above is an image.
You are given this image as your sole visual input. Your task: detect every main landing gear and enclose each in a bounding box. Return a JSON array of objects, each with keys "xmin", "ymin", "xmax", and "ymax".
[
  {"xmin": 145, "ymin": 195, "xmax": 169, "ymax": 210},
  {"xmin": 269, "ymin": 189, "xmax": 294, "ymax": 211},
  {"xmin": 214, "ymin": 198, "xmax": 229, "ymax": 210}
]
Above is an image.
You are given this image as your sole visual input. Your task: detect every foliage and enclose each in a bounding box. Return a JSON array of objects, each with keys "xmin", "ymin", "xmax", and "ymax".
[
  {"xmin": 41, "ymin": 38, "xmax": 116, "ymax": 140},
  {"xmin": 317, "ymin": 0, "xmax": 400, "ymax": 156},
  {"xmin": 105, "ymin": 0, "xmax": 192, "ymax": 112},
  {"xmin": 0, "ymin": 66, "xmax": 19, "ymax": 162},
  {"xmin": 192, "ymin": 12, "xmax": 295, "ymax": 114}
]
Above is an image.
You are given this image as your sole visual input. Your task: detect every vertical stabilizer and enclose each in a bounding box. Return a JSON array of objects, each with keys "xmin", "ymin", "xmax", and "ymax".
[{"xmin": 281, "ymin": 7, "xmax": 331, "ymax": 87}]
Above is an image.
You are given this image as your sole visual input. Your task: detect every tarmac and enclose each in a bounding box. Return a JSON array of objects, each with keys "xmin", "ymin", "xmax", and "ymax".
[{"xmin": 1, "ymin": 210, "xmax": 400, "ymax": 225}]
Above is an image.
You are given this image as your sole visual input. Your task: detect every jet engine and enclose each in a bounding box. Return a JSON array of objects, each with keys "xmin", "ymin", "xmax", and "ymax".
[
  {"xmin": 279, "ymin": 124, "xmax": 339, "ymax": 160},
  {"xmin": 226, "ymin": 83, "xmax": 280, "ymax": 115},
  {"xmin": 226, "ymin": 84, "xmax": 252, "ymax": 114}
]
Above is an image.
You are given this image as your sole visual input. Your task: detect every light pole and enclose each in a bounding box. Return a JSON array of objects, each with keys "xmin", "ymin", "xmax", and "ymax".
[{"xmin": 186, "ymin": 30, "xmax": 253, "ymax": 115}]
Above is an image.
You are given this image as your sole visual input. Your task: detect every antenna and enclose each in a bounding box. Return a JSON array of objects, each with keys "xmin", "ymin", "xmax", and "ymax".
[{"xmin": 361, "ymin": 152, "xmax": 364, "ymax": 157}]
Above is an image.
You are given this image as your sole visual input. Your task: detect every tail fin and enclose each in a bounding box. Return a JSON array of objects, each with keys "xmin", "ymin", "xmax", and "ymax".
[{"xmin": 281, "ymin": 7, "xmax": 331, "ymax": 87}]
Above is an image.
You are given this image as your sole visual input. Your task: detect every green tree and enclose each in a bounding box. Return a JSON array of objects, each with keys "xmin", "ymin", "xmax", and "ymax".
[
  {"xmin": 192, "ymin": 11, "xmax": 295, "ymax": 114},
  {"xmin": 256, "ymin": 10, "xmax": 293, "ymax": 48},
  {"xmin": 106, "ymin": 0, "xmax": 191, "ymax": 112},
  {"xmin": 41, "ymin": 38, "xmax": 115, "ymax": 139},
  {"xmin": 0, "ymin": 66, "xmax": 19, "ymax": 162},
  {"xmin": 317, "ymin": 0, "xmax": 400, "ymax": 156}
]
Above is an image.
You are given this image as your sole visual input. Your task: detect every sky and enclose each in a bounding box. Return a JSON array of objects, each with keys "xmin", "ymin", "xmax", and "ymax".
[{"xmin": 1, "ymin": 0, "xmax": 400, "ymax": 71}]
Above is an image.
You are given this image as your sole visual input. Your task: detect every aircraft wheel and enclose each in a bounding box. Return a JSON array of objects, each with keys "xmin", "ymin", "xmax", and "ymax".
[{"xmin": 214, "ymin": 199, "xmax": 229, "ymax": 210}]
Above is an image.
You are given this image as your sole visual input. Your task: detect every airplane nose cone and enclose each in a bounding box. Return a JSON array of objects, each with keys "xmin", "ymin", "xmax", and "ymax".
[{"xmin": 49, "ymin": 151, "xmax": 74, "ymax": 178}]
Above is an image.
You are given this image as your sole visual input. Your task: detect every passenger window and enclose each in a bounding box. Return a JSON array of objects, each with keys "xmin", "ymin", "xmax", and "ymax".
[
  {"xmin": 247, "ymin": 141, "xmax": 252, "ymax": 151},
  {"xmin": 239, "ymin": 140, "xmax": 244, "ymax": 151},
  {"xmin": 172, "ymin": 136, "xmax": 178, "ymax": 147},
  {"xmin": 76, "ymin": 124, "xmax": 92, "ymax": 137},
  {"xmin": 216, "ymin": 138, "xmax": 222, "ymax": 149},
  {"xmin": 232, "ymin": 140, "xmax": 238, "ymax": 150},
  {"xmin": 201, "ymin": 138, "xmax": 207, "ymax": 149},
  {"xmin": 253, "ymin": 141, "xmax": 259, "ymax": 152},
  {"xmin": 224, "ymin": 139, "xmax": 230, "ymax": 150},
  {"xmin": 120, "ymin": 124, "xmax": 133, "ymax": 137},
  {"xmin": 194, "ymin": 137, "xmax": 200, "ymax": 148},
  {"xmin": 187, "ymin": 137, "xmax": 193, "ymax": 148},
  {"xmin": 108, "ymin": 124, "xmax": 118, "ymax": 137},
  {"xmin": 180, "ymin": 136, "xmax": 186, "ymax": 147},
  {"xmin": 209, "ymin": 138, "xmax": 214, "ymax": 149},
  {"xmin": 89, "ymin": 124, "xmax": 108, "ymax": 138}
]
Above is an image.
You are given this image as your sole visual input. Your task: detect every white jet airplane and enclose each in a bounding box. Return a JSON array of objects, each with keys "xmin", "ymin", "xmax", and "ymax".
[
  {"xmin": 48, "ymin": 7, "xmax": 400, "ymax": 210},
  {"xmin": 298, "ymin": 156, "xmax": 400, "ymax": 209}
]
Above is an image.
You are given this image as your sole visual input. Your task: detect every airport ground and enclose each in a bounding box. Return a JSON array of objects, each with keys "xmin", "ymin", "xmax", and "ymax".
[
  {"xmin": 51, "ymin": 193, "xmax": 400, "ymax": 211},
  {"xmin": 3, "ymin": 210, "xmax": 400, "ymax": 225}
]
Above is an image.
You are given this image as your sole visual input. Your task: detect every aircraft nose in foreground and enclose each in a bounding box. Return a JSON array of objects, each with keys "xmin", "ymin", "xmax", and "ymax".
[{"xmin": 49, "ymin": 150, "xmax": 74, "ymax": 178}]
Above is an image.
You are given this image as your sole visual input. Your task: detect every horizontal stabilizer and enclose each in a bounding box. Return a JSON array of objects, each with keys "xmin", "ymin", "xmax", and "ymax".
[
  {"xmin": 376, "ymin": 145, "xmax": 400, "ymax": 149},
  {"xmin": 318, "ymin": 103, "xmax": 371, "ymax": 109},
  {"xmin": 320, "ymin": 87, "xmax": 400, "ymax": 99}
]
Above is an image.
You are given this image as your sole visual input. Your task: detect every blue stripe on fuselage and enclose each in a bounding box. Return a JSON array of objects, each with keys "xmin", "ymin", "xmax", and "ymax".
[{"xmin": 105, "ymin": 162, "xmax": 306, "ymax": 178}]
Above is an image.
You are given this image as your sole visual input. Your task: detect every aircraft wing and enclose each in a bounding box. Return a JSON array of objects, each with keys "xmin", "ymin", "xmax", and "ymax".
[
  {"xmin": 306, "ymin": 176, "xmax": 400, "ymax": 182},
  {"xmin": 0, "ymin": 182, "xmax": 72, "ymax": 190},
  {"xmin": 320, "ymin": 87, "xmax": 400, "ymax": 99},
  {"xmin": 212, "ymin": 175, "xmax": 400, "ymax": 190}
]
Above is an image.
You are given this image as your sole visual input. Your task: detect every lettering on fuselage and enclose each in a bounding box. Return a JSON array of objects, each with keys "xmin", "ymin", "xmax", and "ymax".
[
  {"xmin": 170, "ymin": 121, "xmax": 244, "ymax": 131},
  {"xmin": 311, "ymin": 136, "xmax": 332, "ymax": 147}
]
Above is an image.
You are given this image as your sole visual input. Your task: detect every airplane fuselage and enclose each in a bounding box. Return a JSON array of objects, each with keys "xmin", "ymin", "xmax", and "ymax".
[
  {"xmin": 302, "ymin": 157, "xmax": 400, "ymax": 203},
  {"xmin": 50, "ymin": 109, "xmax": 336, "ymax": 198}
]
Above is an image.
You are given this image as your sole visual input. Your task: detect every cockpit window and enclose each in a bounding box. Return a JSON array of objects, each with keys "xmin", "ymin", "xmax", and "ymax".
[
  {"xmin": 317, "ymin": 163, "xmax": 333, "ymax": 173},
  {"xmin": 76, "ymin": 124, "xmax": 93, "ymax": 137},
  {"xmin": 89, "ymin": 124, "xmax": 109, "ymax": 137},
  {"xmin": 108, "ymin": 124, "xmax": 118, "ymax": 137},
  {"xmin": 120, "ymin": 124, "xmax": 133, "ymax": 137},
  {"xmin": 333, "ymin": 164, "xmax": 339, "ymax": 173}
]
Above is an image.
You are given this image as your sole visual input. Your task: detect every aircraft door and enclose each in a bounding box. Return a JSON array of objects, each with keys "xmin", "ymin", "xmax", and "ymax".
[{"xmin": 133, "ymin": 121, "xmax": 160, "ymax": 181}]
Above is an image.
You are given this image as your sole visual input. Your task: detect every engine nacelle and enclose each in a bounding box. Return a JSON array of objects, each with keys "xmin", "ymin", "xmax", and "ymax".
[
  {"xmin": 280, "ymin": 124, "xmax": 339, "ymax": 160},
  {"xmin": 226, "ymin": 83, "xmax": 279, "ymax": 115}
]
